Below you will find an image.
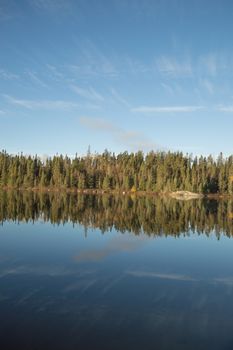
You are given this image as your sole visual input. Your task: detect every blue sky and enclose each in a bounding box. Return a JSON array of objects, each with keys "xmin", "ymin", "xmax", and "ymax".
[{"xmin": 1, "ymin": 0, "xmax": 233, "ymax": 157}]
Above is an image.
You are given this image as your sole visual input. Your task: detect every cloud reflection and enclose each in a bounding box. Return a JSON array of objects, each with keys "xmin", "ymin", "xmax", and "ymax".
[
  {"xmin": 74, "ymin": 236, "xmax": 145, "ymax": 262},
  {"xmin": 126, "ymin": 270, "xmax": 198, "ymax": 282}
]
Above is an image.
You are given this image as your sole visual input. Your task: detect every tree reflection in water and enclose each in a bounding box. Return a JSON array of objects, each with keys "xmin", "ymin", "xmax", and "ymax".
[{"xmin": 0, "ymin": 191, "xmax": 233, "ymax": 238}]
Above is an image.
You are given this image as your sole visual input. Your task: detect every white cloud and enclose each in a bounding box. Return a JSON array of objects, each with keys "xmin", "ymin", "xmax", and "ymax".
[
  {"xmin": 131, "ymin": 105, "xmax": 204, "ymax": 113},
  {"xmin": 68, "ymin": 54, "xmax": 148, "ymax": 79},
  {"xmin": 79, "ymin": 116, "xmax": 161, "ymax": 152},
  {"xmin": 117, "ymin": 130, "xmax": 159, "ymax": 151},
  {"xmin": 81, "ymin": 42, "xmax": 119, "ymax": 78},
  {"xmin": 4, "ymin": 95, "xmax": 80, "ymax": 110},
  {"xmin": 161, "ymin": 83, "xmax": 174, "ymax": 95},
  {"xmin": 46, "ymin": 64, "xmax": 64, "ymax": 80},
  {"xmin": 217, "ymin": 105, "xmax": 233, "ymax": 112},
  {"xmin": 110, "ymin": 88, "xmax": 131, "ymax": 107},
  {"xmin": 122, "ymin": 55, "xmax": 149, "ymax": 75},
  {"xmin": 71, "ymin": 85, "xmax": 104, "ymax": 102},
  {"xmin": 26, "ymin": 70, "xmax": 49, "ymax": 88},
  {"xmin": 79, "ymin": 116, "xmax": 115, "ymax": 132},
  {"xmin": 68, "ymin": 39, "xmax": 119, "ymax": 79},
  {"xmin": 0, "ymin": 69, "xmax": 19, "ymax": 80},
  {"xmin": 199, "ymin": 53, "xmax": 217, "ymax": 76},
  {"xmin": 156, "ymin": 56, "xmax": 193, "ymax": 77},
  {"xmin": 200, "ymin": 79, "xmax": 214, "ymax": 94}
]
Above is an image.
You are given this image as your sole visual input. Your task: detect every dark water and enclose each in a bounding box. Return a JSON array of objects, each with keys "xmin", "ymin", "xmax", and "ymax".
[{"xmin": 1, "ymin": 192, "xmax": 233, "ymax": 349}]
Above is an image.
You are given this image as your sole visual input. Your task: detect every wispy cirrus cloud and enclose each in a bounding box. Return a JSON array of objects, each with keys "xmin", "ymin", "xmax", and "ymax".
[
  {"xmin": 67, "ymin": 55, "xmax": 148, "ymax": 80},
  {"xmin": 198, "ymin": 53, "xmax": 218, "ymax": 77},
  {"xmin": 71, "ymin": 85, "xmax": 104, "ymax": 102},
  {"xmin": 25, "ymin": 70, "xmax": 49, "ymax": 88},
  {"xmin": 67, "ymin": 50, "xmax": 150, "ymax": 80},
  {"xmin": 161, "ymin": 82, "xmax": 174, "ymax": 95},
  {"xmin": 4, "ymin": 94, "xmax": 80, "ymax": 110},
  {"xmin": 0, "ymin": 69, "xmax": 19, "ymax": 80},
  {"xmin": 122, "ymin": 55, "xmax": 149, "ymax": 75},
  {"xmin": 156, "ymin": 56, "xmax": 193, "ymax": 78},
  {"xmin": 217, "ymin": 105, "xmax": 233, "ymax": 112},
  {"xmin": 56, "ymin": 41, "xmax": 232, "ymax": 86},
  {"xmin": 68, "ymin": 61, "xmax": 118, "ymax": 79},
  {"xmin": 4, "ymin": 94, "xmax": 100, "ymax": 111},
  {"xmin": 131, "ymin": 105, "xmax": 204, "ymax": 113},
  {"xmin": 156, "ymin": 52, "xmax": 232, "ymax": 81},
  {"xmin": 46, "ymin": 64, "xmax": 64, "ymax": 81},
  {"xmin": 110, "ymin": 88, "xmax": 131, "ymax": 107},
  {"xmin": 200, "ymin": 78, "xmax": 214, "ymax": 94},
  {"xmin": 66, "ymin": 39, "xmax": 118, "ymax": 79}
]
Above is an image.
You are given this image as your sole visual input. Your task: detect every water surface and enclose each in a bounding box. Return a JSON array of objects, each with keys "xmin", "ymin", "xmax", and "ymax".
[{"xmin": 1, "ymin": 192, "xmax": 233, "ymax": 349}]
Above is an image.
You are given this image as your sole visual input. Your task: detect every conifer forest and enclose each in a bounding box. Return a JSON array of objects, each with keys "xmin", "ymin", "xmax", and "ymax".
[{"xmin": 0, "ymin": 150, "xmax": 233, "ymax": 194}]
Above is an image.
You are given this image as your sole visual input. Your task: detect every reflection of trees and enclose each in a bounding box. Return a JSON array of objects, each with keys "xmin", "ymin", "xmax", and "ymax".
[{"xmin": 0, "ymin": 191, "xmax": 233, "ymax": 238}]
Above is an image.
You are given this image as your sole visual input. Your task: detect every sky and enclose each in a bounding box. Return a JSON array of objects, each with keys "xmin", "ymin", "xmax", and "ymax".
[{"xmin": 1, "ymin": 0, "xmax": 233, "ymax": 157}]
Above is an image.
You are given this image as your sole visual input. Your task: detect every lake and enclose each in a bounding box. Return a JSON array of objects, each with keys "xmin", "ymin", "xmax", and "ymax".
[{"xmin": 1, "ymin": 191, "xmax": 233, "ymax": 349}]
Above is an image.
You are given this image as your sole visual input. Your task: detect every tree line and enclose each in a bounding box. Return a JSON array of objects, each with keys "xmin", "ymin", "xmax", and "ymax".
[
  {"xmin": 1, "ymin": 191, "xmax": 233, "ymax": 238},
  {"xmin": 0, "ymin": 149, "xmax": 233, "ymax": 194}
]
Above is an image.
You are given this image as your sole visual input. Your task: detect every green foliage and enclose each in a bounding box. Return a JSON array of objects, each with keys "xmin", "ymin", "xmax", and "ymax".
[{"xmin": 0, "ymin": 149, "xmax": 233, "ymax": 194}]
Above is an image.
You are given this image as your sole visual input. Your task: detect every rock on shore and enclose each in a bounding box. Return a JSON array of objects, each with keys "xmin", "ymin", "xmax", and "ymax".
[{"xmin": 169, "ymin": 191, "xmax": 203, "ymax": 200}]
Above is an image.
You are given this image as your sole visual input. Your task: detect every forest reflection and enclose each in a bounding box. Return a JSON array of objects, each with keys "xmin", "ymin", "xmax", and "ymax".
[{"xmin": 0, "ymin": 191, "xmax": 233, "ymax": 238}]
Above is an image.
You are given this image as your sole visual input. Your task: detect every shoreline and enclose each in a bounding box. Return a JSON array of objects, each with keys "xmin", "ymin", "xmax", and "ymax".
[{"xmin": 0, "ymin": 186, "xmax": 232, "ymax": 199}]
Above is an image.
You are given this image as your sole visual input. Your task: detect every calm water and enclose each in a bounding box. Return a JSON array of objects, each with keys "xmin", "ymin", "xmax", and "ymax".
[{"xmin": 1, "ymin": 192, "xmax": 233, "ymax": 349}]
